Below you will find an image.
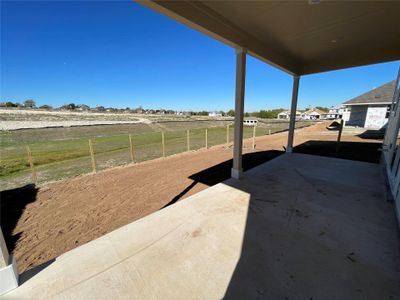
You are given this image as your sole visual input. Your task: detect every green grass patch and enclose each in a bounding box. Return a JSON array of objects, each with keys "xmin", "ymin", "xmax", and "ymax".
[{"xmin": 0, "ymin": 120, "xmax": 312, "ymax": 190}]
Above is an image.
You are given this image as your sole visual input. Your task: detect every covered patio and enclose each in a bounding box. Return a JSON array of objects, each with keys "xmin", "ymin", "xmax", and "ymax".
[
  {"xmin": 3, "ymin": 153, "xmax": 400, "ymax": 299},
  {"xmin": 136, "ymin": 1, "xmax": 400, "ymax": 178},
  {"xmin": 1, "ymin": 1, "xmax": 400, "ymax": 298}
]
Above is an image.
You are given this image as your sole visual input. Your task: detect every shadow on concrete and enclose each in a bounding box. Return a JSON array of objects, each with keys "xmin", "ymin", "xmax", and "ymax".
[
  {"xmin": 293, "ymin": 140, "xmax": 382, "ymax": 163},
  {"xmin": 357, "ymin": 129, "xmax": 386, "ymax": 140},
  {"xmin": 181, "ymin": 142, "xmax": 399, "ymax": 298},
  {"xmin": 221, "ymin": 154, "xmax": 399, "ymax": 299},
  {"xmin": 170, "ymin": 141, "xmax": 398, "ymax": 299},
  {"xmin": 0, "ymin": 184, "xmax": 38, "ymax": 254},
  {"xmin": 189, "ymin": 149, "xmax": 284, "ymax": 185},
  {"xmin": 163, "ymin": 150, "xmax": 283, "ymax": 208},
  {"xmin": 166, "ymin": 140, "xmax": 382, "ymax": 208},
  {"xmin": 18, "ymin": 258, "xmax": 55, "ymax": 285}
]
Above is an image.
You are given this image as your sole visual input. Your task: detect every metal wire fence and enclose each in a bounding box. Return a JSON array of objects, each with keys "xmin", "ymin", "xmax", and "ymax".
[{"xmin": 0, "ymin": 121, "xmax": 311, "ymax": 190}]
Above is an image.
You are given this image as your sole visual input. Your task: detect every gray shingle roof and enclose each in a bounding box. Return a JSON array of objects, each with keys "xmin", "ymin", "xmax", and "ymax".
[{"xmin": 343, "ymin": 80, "xmax": 396, "ymax": 106}]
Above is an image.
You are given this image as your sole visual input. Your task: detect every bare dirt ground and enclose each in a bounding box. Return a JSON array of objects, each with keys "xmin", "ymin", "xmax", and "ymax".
[{"xmin": 1, "ymin": 122, "xmax": 382, "ymax": 273}]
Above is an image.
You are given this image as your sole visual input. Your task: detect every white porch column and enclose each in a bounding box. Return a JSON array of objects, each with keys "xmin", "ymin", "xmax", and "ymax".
[
  {"xmin": 0, "ymin": 228, "xmax": 9, "ymax": 269},
  {"xmin": 231, "ymin": 47, "xmax": 247, "ymax": 179},
  {"xmin": 286, "ymin": 75, "xmax": 300, "ymax": 153},
  {"xmin": 0, "ymin": 228, "xmax": 19, "ymax": 295}
]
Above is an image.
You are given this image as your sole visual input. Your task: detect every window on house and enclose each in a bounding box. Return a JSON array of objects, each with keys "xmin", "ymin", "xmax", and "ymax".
[{"xmin": 386, "ymin": 105, "xmax": 391, "ymax": 119}]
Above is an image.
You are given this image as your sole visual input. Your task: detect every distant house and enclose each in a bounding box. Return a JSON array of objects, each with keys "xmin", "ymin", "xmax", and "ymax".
[
  {"xmin": 76, "ymin": 104, "xmax": 90, "ymax": 111},
  {"xmin": 155, "ymin": 109, "xmax": 166, "ymax": 115},
  {"xmin": 92, "ymin": 106, "xmax": 106, "ymax": 112},
  {"xmin": 243, "ymin": 119, "xmax": 258, "ymax": 126},
  {"xmin": 277, "ymin": 110, "xmax": 301, "ymax": 120},
  {"xmin": 176, "ymin": 111, "xmax": 190, "ymax": 116},
  {"xmin": 60, "ymin": 103, "xmax": 76, "ymax": 110},
  {"xmin": 209, "ymin": 111, "xmax": 222, "ymax": 118},
  {"xmin": 325, "ymin": 106, "xmax": 350, "ymax": 121},
  {"xmin": 343, "ymin": 80, "xmax": 395, "ymax": 128},
  {"xmin": 301, "ymin": 108, "xmax": 325, "ymax": 120},
  {"xmin": 135, "ymin": 108, "xmax": 144, "ymax": 114}
]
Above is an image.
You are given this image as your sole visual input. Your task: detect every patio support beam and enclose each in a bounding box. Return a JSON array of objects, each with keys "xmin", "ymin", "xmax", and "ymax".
[
  {"xmin": 0, "ymin": 228, "xmax": 8, "ymax": 269},
  {"xmin": 286, "ymin": 75, "xmax": 300, "ymax": 153},
  {"xmin": 231, "ymin": 47, "xmax": 247, "ymax": 179}
]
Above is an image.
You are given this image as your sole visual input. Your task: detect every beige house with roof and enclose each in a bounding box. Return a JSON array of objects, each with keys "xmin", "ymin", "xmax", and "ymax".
[
  {"xmin": 277, "ymin": 110, "xmax": 301, "ymax": 120},
  {"xmin": 301, "ymin": 108, "xmax": 325, "ymax": 120}
]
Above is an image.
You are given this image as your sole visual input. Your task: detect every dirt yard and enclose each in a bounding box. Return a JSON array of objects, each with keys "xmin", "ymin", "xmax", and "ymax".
[{"xmin": 1, "ymin": 122, "xmax": 382, "ymax": 273}]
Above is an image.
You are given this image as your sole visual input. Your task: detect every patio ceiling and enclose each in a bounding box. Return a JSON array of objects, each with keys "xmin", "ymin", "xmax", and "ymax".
[{"xmin": 137, "ymin": 1, "xmax": 400, "ymax": 75}]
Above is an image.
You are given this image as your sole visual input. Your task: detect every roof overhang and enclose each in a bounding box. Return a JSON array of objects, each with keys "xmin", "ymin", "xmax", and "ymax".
[
  {"xmin": 343, "ymin": 102, "xmax": 392, "ymax": 106},
  {"xmin": 136, "ymin": 1, "xmax": 400, "ymax": 75}
]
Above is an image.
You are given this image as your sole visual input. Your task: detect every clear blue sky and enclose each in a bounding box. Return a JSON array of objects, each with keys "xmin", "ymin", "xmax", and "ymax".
[{"xmin": 1, "ymin": 1, "xmax": 399, "ymax": 112}]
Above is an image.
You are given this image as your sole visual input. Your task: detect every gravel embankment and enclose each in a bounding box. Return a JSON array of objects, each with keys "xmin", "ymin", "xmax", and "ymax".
[{"xmin": 0, "ymin": 109, "xmax": 152, "ymax": 130}]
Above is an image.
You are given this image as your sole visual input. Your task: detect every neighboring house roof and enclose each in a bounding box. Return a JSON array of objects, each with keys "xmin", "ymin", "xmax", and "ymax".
[
  {"xmin": 343, "ymin": 80, "xmax": 396, "ymax": 106},
  {"xmin": 303, "ymin": 108, "xmax": 326, "ymax": 115},
  {"xmin": 278, "ymin": 110, "xmax": 301, "ymax": 115},
  {"xmin": 328, "ymin": 106, "xmax": 346, "ymax": 112}
]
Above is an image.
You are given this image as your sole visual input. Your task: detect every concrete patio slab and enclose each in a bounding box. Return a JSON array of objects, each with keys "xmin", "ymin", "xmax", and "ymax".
[{"xmin": 3, "ymin": 153, "xmax": 399, "ymax": 299}]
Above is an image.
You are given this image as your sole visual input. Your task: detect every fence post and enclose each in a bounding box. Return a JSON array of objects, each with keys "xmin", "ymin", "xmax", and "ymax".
[
  {"xmin": 252, "ymin": 125, "xmax": 256, "ymax": 150},
  {"xmin": 205, "ymin": 128, "xmax": 208, "ymax": 149},
  {"xmin": 88, "ymin": 139, "xmax": 97, "ymax": 173},
  {"xmin": 336, "ymin": 119, "xmax": 344, "ymax": 155},
  {"xmin": 161, "ymin": 132, "xmax": 165, "ymax": 157},
  {"xmin": 187, "ymin": 130, "xmax": 190, "ymax": 151},
  {"xmin": 268, "ymin": 129, "xmax": 271, "ymax": 135},
  {"xmin": 129, "ymin": 134, "xmax": 135, "ymax": 163},
  {"xmin": 26, "ymin": 145, "xmax": 37, "ymax": 184},
  {"xmin": 226, "ymin": 125, "xmax": 230, "ymax": 145}
]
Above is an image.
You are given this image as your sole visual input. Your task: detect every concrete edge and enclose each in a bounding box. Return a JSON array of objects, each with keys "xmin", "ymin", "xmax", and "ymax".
[{"xmin": 0, "ymin": 255, "xmax": 19, "ymax": 296}]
